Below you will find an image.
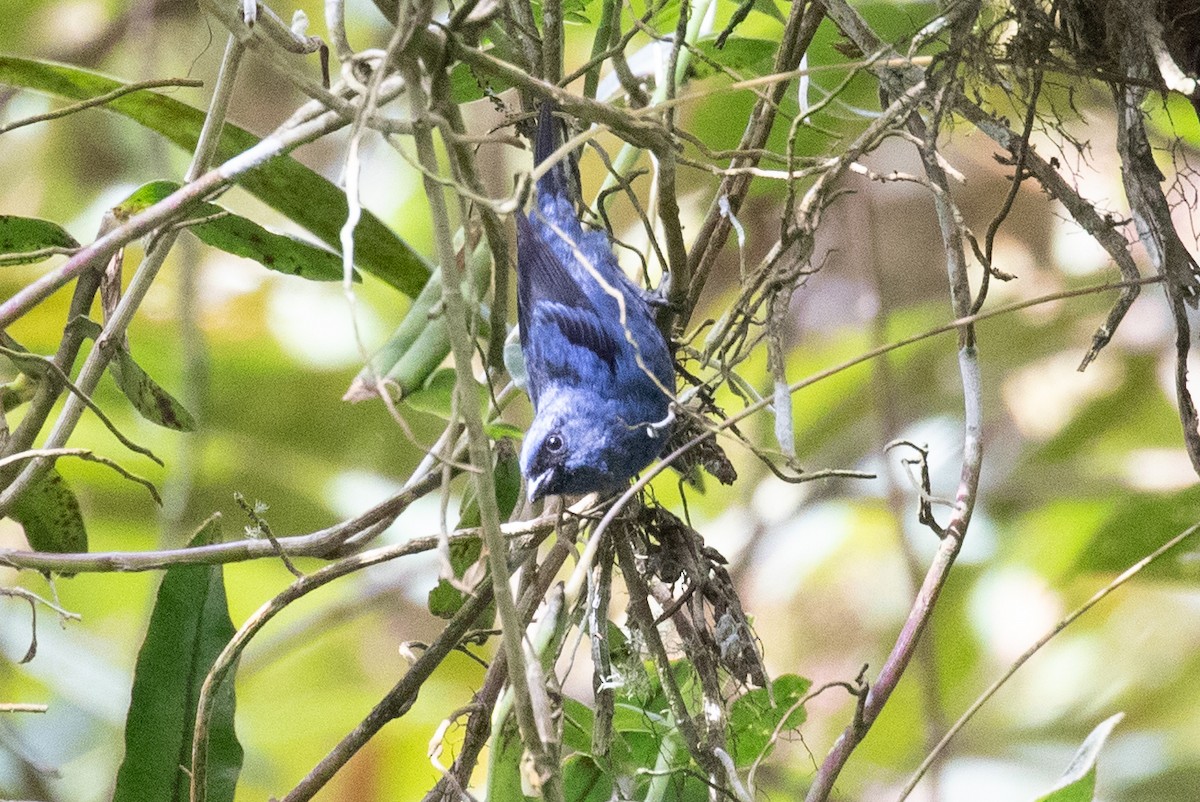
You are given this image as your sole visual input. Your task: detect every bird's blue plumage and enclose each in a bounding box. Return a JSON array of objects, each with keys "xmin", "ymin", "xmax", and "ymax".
[{"xmin": 517, "ymin": 104, "xmax": 675, "ymax": 501}]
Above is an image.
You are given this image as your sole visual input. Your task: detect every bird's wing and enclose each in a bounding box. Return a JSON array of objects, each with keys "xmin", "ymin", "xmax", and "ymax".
[
  {"xmin": 517, "ymin": 211, "xmax": 591, "ymax": 326},
  {"xmin": 517, "ymin": 213, "xmax": 622, "ymax": 381},
  {"xmin": 534, "ymin": 302, "xmax": 619, "ymax": 375}
]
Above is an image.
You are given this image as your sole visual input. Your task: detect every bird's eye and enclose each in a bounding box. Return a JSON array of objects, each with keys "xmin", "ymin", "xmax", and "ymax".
[{"xmin": 545, "ymin": 433, "xmax": 564, "ymax": 452}]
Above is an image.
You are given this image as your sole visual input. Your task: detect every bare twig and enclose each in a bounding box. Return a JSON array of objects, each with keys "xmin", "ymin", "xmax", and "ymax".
[
  {"xmin": 190, "ymin": 544, "xmax": 498, "ymax": 802},
  {"xmin": 405, "ymin": 53, "xmax": 563, "ymax": 800},
  {"xmin": 0, "ymin": 476, "xmax": 561, "ymax": 575},
  {"xmin": 898, "ymin": 520, "xmax": 1200, "ymax": 800},
  {"xmin": 0, "ymin": 77, "xmax": 203, "ymax": 135},
  {"xmin": 803, "ymin": 6, "xmax": 987, "ymax": 796},
  {"xmin": 0, "ymin": 703, "xmax": 50, "ymax": 713},
  {"xmin": 679, "ymin": 0, "xmax": 824, "ymax": 325},
  {"xmin": 0, "ymin": 447, "xmax": 161, "ymax": 505},
  {"xmin": 0, "ymin": 342, "xmax": 162, "ymax": 465}
]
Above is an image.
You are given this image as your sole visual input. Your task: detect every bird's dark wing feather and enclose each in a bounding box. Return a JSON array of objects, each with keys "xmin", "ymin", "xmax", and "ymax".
[
  {"xmin": 517, "ymin": 212, "xmax": 591, "ymax": 335},
  {"xmin": 536, "ymin": 303, "xmax": 620, "ymax": 375}
]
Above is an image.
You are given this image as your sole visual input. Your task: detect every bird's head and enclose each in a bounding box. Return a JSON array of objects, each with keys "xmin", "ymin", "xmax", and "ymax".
[{"xmin": 520, "ymin": 391, "xmax": 667, "ymax": 502}]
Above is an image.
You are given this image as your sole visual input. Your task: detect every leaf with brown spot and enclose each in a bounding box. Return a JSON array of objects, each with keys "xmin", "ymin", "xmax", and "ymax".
[
  {"xmin": 0, "ymin": 58, "xmax": 430, "ymax": 295},
  {"xmin": 10, "ymin": 467, "xmax": 89, "ymax": 572},
  {"xmin": 113, "ymin": 181, "xmax": 349, "ymax": 282},
  {"xmin": 109, "ymin": 347, "xmax": 197, "ymax": 432}
]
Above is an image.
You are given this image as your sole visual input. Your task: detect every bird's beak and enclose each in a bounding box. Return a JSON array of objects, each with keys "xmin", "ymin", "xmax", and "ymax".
[{"xmin": 527, "ymin": 470, "xmax": 553, "ymax": 503}]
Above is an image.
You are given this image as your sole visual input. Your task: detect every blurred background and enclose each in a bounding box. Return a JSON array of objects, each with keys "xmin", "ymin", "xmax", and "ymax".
[{"xmin": 2, "ymin": 0, "xmax": 1199, "ymax": 800}]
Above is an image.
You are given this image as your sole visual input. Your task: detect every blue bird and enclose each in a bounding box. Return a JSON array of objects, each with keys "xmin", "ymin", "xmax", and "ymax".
[{"xmin": 516, "ymin": 105, "xmax": 675, "ymax": 502}]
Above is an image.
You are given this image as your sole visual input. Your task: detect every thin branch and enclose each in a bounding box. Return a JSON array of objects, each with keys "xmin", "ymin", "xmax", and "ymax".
[
  {"xmin": 0, "ymin": 447, "xmax": 161, "ymax": 505},
  {"xmin": 0, "ymin": 342, "xmax": 162, "ymax": 465},
  {"xmin": 0, "ymin": 703, "xmax": 49, "ymax": 714},
  {"xmin": 405, "ymin": 56, "xmax": 563, "ymax": 801},
  {"xmin": 421, "ymin": 535, "xmax": 575, "ymax": 800},
  {"xmin": 0, "ymin": 476, "xmax": 560, "ymax": 575},
  {"xmin": 805, "ymin": 12, "xmax": 985, "ymax": 796},
  {"xmin": 419, "ymin": 26, "xmax": 670, "ymax": 152},
  {"xmin": 0, "ymin": 77, "xmax": 203, "ymax": 136},
  {"xmin": 898, "ymin": 520, "xmax": 1200, "ymax": 800},
  {"xmin": 614, "ymin": 532, "xmax": 710, "ymax": 774},
  {"xmin": 191, "ymin": 544, "xmax": 498, "ymax": 802},
  {"xmin": 679, "ymin": 0, "xmax": 824, "ymax": 324}
]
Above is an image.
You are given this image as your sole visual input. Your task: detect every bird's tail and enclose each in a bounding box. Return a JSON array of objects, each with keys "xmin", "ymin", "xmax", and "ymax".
[{"xmin": 534, "ymin": 102, "xmax": 571, "ymax": 201}]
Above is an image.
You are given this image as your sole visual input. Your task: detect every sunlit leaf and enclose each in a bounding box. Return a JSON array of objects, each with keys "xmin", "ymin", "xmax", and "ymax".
[
  {"xmin": 751, "ymin": 0, "xmax": 786, "ymax": 23},
  {"xmin": 188, "ymin": 213, "xmax": 345, "ymax": 282},
  {"xmin": 693, "ymin": 37, "xmax": 780, "ymax": 80},
  {"xmin": 727, "ymin": 674, "xmax": 811, "ymax": 766},
  {"xmin": 486, "ymin": 421, "xmax": 525, "ymax": 441},
  {"xmin": 112, "ymin": 515, "xmax": 243, "ymax": 802},
  {"xmin": 561, "ymin": 696, "xmax": 596, "ymax": 754},
  {"xmin": 111, "ymin": 180, "xmax": 181, "ymax": 218},
  {"xmin": 0, "ymin": 56, "xmax": 430, "ymax": 296},
  {"xmin": 0, "ymin": 215, "xmax": 80, "ymax": 265},
  {"xmin": 1034, "ymin": 713, "xmax": 1124, "ymax": 802}
]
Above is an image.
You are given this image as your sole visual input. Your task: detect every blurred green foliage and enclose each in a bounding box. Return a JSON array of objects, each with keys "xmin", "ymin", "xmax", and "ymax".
[{"xmin": 2, "ymin": 0, "xmax": 1199, "ymax": 801}]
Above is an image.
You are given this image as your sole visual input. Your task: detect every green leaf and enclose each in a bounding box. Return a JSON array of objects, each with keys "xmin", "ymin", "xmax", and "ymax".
[
  {"xmin": 0, "ymin": 56, "xmax": 430, "ymax": 296},
  {"xmin": 112, "ymin": 515, "xmax": 243, "ymax": 802},
  {"xmin": 1073, "ymin": 486, "xmax": 1200, "ymax": 581},
  {"xmin": 1035, "ymin": 713, "xmax": 1124, "ymax": 802},
  {"xmin": 345, "ymin": 267, "xmax": 451, "ymax": 401},
  {"xmin": 562, "ymin": 754, "xmax": 613, "ymax": 802},
  {"xmin": 693, "ymin": 37, "xmax": 780, "ymax": 80},
  {"xmin": 427, "ymin": 537, "xmax": 484, "ymax": 618},
  {"xmin": 485, "ymin": 421, "xmax": 525, "ymax": 441},
  {"xmin": 110, "ymin": 347, "xmax": 197, "ymax": 431},
  {"xmin": 487, "ymin": 714, "xmax": 538, "ymax": 802},
  {"xmin": 0, "ymin": 215, "xmax": 80, "ymax": 265},
  {"xmin": 115, "ymin": 181, "xmax": 347, "ymax": 281},
  {"xmin": 188, "ymin": 213, "xmax": 345, "ymax": 282},
  {"xmin": 111, "ymin": 180, "xmax": 183, "ymax": 217},
  {"xmin": 405, "ymin": 368, "xmax": 488, "ymax": 421},
  {"xmin": 752, "ymin": 0, "xmax": 786, "ymax": 22},
  {"xmin": 454, "ymin": 439, "xmax": 521, "ymax": 530},
  {"xmin": 727, "ymin": 674, "xmax": 811, "ymax": 766},
  {"xmin": 471, "ymin": 438, "xmax": 522, "ymax": 525},
  {"xmin": 10, "ymin": 467, "xmax": 88, "ymax": 566},
  {"xmin": 347, "ymin": 243, "xmax": 492, "ymax": 402},
  {"xmin": 429, "ymin": 441, "xmax": 519, "ymax": 618},
  {"xmin": 561, "ymin": 697, "xmax": 596, "ymax": 754},
  {"xmin": 66, "ymin": 313, "xmax": 196, "ymax": 431}
]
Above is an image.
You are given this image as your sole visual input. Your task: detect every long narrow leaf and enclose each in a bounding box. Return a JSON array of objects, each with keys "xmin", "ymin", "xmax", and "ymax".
[
  {"xmin": 112, "ymin": 515, "xmax": 243, "ymax": 802},
  {"xmin": 117, "ymin": 180, "xmax": 347, "ymax": 282},
  {"xmin": 0, "ymin": 56, "xmax": 430, "ymax": 297}
]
